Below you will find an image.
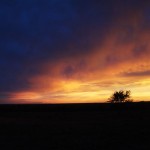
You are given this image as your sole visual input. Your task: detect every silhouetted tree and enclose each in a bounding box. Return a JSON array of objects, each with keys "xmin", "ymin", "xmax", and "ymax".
[{"xmin": 108, "ymin": 90, "xmax": 133, "ymax": 103}]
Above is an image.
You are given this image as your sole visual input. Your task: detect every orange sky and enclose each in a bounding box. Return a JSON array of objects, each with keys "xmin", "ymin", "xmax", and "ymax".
[{"xmin": 10, "ymin": 18, "xmax": 150, "ymax": 103}]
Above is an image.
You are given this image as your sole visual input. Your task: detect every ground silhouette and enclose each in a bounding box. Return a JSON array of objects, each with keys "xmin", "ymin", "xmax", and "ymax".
[{"xmin": 0, "ymin": 103, "xmax": 149, "ymax": 149}]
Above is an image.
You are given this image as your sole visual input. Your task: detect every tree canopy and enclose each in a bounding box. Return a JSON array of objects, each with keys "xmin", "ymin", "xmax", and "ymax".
[{"xmin": 108, "ymin": 90, "xmax": 133, "ymax": 103}]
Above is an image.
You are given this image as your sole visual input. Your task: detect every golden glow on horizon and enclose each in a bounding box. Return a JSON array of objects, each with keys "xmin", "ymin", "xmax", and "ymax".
[{"xmin": 9, "ymin": 76, "xmax": 150, "ymax": 103}]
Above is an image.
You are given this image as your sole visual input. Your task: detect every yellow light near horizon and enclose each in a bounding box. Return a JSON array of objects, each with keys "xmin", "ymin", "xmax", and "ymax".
[
  {"xmin": 8, "ymin": 75, "xmax": 150, "ymax": 103},
  {"xmin": 60, "ymin": 80, "xmax": 82, "ymax": 91}
]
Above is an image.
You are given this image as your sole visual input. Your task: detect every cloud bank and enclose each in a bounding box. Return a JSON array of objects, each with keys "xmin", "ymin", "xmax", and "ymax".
[{"xmin": 0, "ymin": 0, "xmax": 150, "ymax": 103}]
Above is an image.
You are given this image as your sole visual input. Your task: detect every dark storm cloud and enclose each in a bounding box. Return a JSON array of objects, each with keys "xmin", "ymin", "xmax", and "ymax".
[
  {"xmin": 0, "ymin": 92, "xmax": 12, "ymax": 104},
  {"xmin": 0, "ymin": 0, "xmax": 76, "ymax": 92},
  {"xmin": 0, "ymin": 0, "xmax": 150, "ymax": 102},
  {"xmin": 0, "ymin": 0, "xmax": 113, "ymax": 92}
]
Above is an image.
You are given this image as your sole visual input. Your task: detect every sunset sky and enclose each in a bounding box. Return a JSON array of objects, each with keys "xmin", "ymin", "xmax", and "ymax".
[{"xmin": 0, "ymin": 0, "xmax": 150, "ymax": 103}]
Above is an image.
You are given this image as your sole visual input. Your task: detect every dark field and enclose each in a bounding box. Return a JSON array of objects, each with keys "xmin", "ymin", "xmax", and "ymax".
[{"xmin": 0, "ymin": 102, "xmax": 150, "ymax": 150}]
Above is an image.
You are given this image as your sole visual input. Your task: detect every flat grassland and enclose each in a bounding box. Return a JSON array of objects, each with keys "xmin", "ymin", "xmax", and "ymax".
[{"xmin": 0, "ymin": 102, "xmax": 150, "ymax": 150}]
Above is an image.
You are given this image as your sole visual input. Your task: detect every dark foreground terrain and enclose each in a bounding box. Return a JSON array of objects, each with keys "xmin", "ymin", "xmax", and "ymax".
[{"xmin": 0, "ymin": 102, "xmax": 150, "ymax": 150}]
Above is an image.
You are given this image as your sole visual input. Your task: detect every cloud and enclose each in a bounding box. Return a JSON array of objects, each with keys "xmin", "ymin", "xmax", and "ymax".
[
  {"xmin": 122, "ymin": 70, "xmax": 150, "ymax": 77},
  {"xmin": 0, "ymin": 0, "xmax": 150, "ymax": 103}
]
